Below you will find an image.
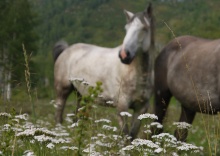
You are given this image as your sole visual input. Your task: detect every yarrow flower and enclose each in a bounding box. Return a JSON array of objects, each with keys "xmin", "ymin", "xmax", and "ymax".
[
  {"xmin": 3, "ymin": 124, "xmax": 11, "ymax": 131},
  {"xmin": 66, "ymin": 113, "xmax": 75, "ymax": 117},
  {"xmin": 60, "ymin": 146, "xmax": 78, "ymax": 151},
  {"xmin": 95, "ymin": 119, "xmax": 111, "ymax": 123},
  {"xmin": 120, "ymin": 112, "xmax": 132, "ymax": 117},
  {"xmin": 173, "ymin": 122, "xmax": 191, "ymax": 129},
  {"xmin": 131, "ymin": 138, "xmax": 159, "ymax": 149},
  {"xmin": 106, "ymin": 101, "xmax": 114, "ymax": 105},
  {"xmin": 150, "ymin": 122, "xmax": 163, "ymax": 129},
  {"xmin": 46, "ymin": 143, "xmax": 55, "ymax": 149},
  {"xmin": 68, "ymin": 122, "xmax": 78, "ymax": 128},
  {"xmin": 154, "ymin": 147, "xmax": 166, "ymax": 154},
  {"xmin": 0, "ymin": 112, "xmax": 12, "ymax": 118},
  {"xmin": 15, "ymin": 114, "xmax": 29, "ymax": 121},
  {"xmin": 121, "ymin": 145, "xmax": 135, "ymax": 151},
  {"xmin": 102, "ymin": 125, "xmax": 117, "ymax": 132},
  {"xmin": 177, "ymin": 142, "xmax": 203, "ymax": 153},
  {"xmin": 138, "ymin": 113, "xmax": 158, "ymax": 120},
  {"xmin": 23, "ymin": 150, "xmax": 35, "ymax": 156}
]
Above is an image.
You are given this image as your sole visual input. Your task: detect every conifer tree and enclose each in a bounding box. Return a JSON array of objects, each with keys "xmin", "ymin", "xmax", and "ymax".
[{"xmin": 0, "ymin": 0, "xmax": 38, "ymax": 99}]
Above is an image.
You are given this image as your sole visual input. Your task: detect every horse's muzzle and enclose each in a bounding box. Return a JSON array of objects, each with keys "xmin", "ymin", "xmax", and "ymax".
[{"xmin": 119, "ymin": 50, "xmax": 133, "ymax": 64}]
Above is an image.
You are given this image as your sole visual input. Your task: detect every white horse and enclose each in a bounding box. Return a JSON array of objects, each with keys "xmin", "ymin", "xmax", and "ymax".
[{"xmin": 53, "ymin": 3, "xmax": 155, "ymax": 139}]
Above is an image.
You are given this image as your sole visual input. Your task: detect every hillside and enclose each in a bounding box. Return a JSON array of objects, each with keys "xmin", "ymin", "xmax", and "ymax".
[{"xmin": 31, "ymin": 0, "xmax": 220, "ymax": 97}]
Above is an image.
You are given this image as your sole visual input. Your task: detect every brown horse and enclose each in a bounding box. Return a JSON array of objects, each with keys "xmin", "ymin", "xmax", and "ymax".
[
  {"xmin": 154, "ymin": 35, "xmax": 220, "ymax": 141},
  {"xmin": 53, "ymin": 4, "xmax": 155, "ymax": 139}
]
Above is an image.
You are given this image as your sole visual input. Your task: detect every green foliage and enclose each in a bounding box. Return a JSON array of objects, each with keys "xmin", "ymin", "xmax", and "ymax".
[
  {"xmin": 75, "ymin": 82, "xmax": 103, "ymax": 155},
  {"xmin": 0, "ymin": 0, "xmax": 38, "ymax": 88}
]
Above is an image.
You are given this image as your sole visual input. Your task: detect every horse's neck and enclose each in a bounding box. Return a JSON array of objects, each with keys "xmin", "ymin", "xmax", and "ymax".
[
  {"xmin": 135, "ymin": 50, "xmax": 151, "ymax": 76},
  {"xmin": 134, "ymin": 50, "xmax": 153, "ymax": 90}
]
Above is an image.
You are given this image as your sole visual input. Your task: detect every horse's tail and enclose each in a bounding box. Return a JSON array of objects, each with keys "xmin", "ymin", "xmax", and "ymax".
[{"xmin": 52, "ymin": 40, "xmax": 69, "ymax": 62}]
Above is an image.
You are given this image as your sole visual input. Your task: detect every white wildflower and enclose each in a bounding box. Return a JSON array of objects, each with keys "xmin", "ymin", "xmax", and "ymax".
[
  {"xmin": 112, "ymin": 134, "xmax": 122, "ymax": 140},
  {"xmin": 3, "ymin": 124, "xmax": 11, "ymax": 131},
  {"xmin": 65, "ymin": 116, "xmax": 73, "ymax": 123},
  {"xmin": 23, "ymin": 150, "xmax": 35, "ymax": 156},
  {"xmin": 91, "ymin": 136, "xmax": 98, "ymax": 140},
  {"xmin": 95, "ymin": 140, "xmax": 112, "ymax": 148},
  {"xmin": 12, "ymin": 119, "xmax": 19, "ymax": 123},
  {"xmin": 121, "ymin": 145, "xmax": 134, "ymax": 151},
  {"xmin": 106, "ymin": 100, "xmax": 114, "ymax": 105},
  {"xmin": 0, "ymin": 112, "xmax": 12, "ymax": 118},
  {"xmin": 34, "ymin": 134, "xmax": 53, "ymax": 142},
  {"xmin": 138, "ymin": 113, "xmax": 158, "ymax": 120},
  {"xmin": 102, "ymin": 125, "xmax": 117, "ymax": 132},
  {"xmin": 17, "ymin": 129, "xmax": 35, "ymax": 137},
  {"xmin": 120, "ymin": 112, "xmax": 132, "ymax": 117},
  {"xmin": 68, "ymin": 122, "xmax": 78, "ymax": 128},
  {"xmin": 30, "ymin": 140, "xmax": 35, "ymax": 144},
  {"xmin": 66, "ymin": 113, "xmax": 75, "ymax": 117},
  {"xmin": 131, "ymin": 138, "xmax": 159, "ymax": 148},
  {"xmin": 154, "ymin": 147, "xmax": 166, "ymax": 153},
  {"xmin": 173, "ymin": 122, "xmax": 191, "ymax": 129},
  {"xmin": 52, "ymin": 138, "xmax": 70, "ymax": 144},
  {"xmin": 150, "ymin": 122, "xmax": 163, "ymax": 129},
  {"xmin": 83, "ymin": 144, "xmax": 96, "ymax": 153},
  {"xmin": 177, "ymin": 142, "xmax": 202, "ymax": 153},
  {"xmin": 60, "ymin": 146, "xmax": 78, "ymax": 151},
  {"xmin": 49, "ymin": 100, "xmax": 55, "ymax": 105},
  {"xmin": 95, "ymin": 119, "xmax": 111, "ymax": 124},
  {"xmin": 144, "ymin": 129, "xmax": 152, "ymax": 134},
  {"xmin": 172, "ymin": 152, "xmax": 179, "ymax": 156},
  {"xmin": 78, "ymin": 106, "xmax": 85, "ymax": 112},
  {"xmin": 46, "ymin": 143, "xmax": 55, "ymax": 149},
  {"xmin": 15, "ymin": 114, "xmax": 28, "ymax": 121}
]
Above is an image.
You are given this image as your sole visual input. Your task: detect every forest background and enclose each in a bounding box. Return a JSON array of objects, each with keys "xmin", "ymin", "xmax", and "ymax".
[{"xmin": 0, "ymin": 0, "xmax": 220, "ymax": 101}]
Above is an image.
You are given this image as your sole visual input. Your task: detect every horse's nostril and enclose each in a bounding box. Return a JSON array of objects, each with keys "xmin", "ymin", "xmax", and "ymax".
[{"xmin": 126, "ymin": 51, "xmax": 130, "ymax": 57}]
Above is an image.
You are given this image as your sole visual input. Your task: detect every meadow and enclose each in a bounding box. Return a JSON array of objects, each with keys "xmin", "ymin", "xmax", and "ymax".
[{"xmin": 0, "ymin": 82, "xmax": 219, "ymax": 156}]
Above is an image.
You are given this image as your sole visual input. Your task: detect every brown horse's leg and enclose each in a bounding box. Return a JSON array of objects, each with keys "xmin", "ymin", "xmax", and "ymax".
[
  {"xmin": 154, "ymin": 89, "xmax": 172, "ymax": 132},
  {"xmin": 55, "ymin": 86, "xmax": 73, "ymax": 124},
  {"xmin": 174, "ymin": 106, "xmax": 196, "ymax": 141},
  {"xmin": 130, "ymin": 102, "xmax": 149, "ymax": 140}
]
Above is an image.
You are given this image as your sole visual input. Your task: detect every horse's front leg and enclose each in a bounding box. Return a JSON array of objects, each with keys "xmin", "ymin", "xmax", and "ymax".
[
  {"xmin": 117, "ymin": 98, "xmax": 129, "ymax": 136},
  {"xmin": 174, "ymin": 106, "xmax": 196, "ymax": 141},
  {"xmin": 117, "ymin": 111, "xmax": 129, "ymax": 135},
  {"xmin": 129, "ymin": 101, "xmax": 149, "ymax": 140}
]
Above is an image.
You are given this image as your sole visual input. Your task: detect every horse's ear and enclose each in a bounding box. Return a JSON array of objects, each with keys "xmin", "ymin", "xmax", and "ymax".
[
  {"xmin": 144, "ymin": 3, "xmax": 153, "ymax": 18},
  {"xmin": 124, "ymin": 10, "xmax": 134, "ymax": 22}
]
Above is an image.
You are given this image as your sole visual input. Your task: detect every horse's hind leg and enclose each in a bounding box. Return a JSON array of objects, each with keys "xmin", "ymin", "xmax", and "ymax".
[
  {"xmin": 55, "ymin": 85, "xmax": 73, "ymax": 124},
  {"xmin": 174, "ymin": 106, "xmax": 196, "ymax": 141}
]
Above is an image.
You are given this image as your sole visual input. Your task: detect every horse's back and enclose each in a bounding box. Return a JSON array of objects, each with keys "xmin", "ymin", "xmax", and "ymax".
[
  {"xmin": 54, "ymin": 43, "xmax": 125, "ymax": 102},
  {"xmin": 156, "ymin": 36, "xmax": 220, "ymax": 112}
]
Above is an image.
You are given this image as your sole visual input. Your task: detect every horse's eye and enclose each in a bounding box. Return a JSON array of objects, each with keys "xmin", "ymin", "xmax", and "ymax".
[{"xmin": 143, "ymin": 27, "xmax": 148, "ymax": 31}]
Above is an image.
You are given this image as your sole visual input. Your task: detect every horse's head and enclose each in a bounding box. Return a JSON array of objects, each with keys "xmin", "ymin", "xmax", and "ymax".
[{"xmin": 119, "ymin": 3, "xmax": 153, "ymax": 64}]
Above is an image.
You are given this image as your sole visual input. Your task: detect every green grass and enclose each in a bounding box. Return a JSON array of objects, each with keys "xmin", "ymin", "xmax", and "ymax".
[{"xmin": 0, "ymin": 91, "xmax": 219, "ymax": 155}]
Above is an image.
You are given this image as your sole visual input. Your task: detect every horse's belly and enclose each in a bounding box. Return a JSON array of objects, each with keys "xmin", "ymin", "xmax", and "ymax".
[{"xmin": 168, "ymin": 74, "xmax": 220, "ymax": 113}]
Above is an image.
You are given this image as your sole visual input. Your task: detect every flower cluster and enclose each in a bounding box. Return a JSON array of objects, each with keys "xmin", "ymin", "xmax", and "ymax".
[
  {"xmin": 138, "ymin": 113, "xmax": 158, "ymax": 120},
  {"xmin": 120, "ymin": 112, "xmax": 132, "ymax": 117},
  {"xmin": 173, "ymin": 122, "xmax": 192, "ymax": 130}
]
